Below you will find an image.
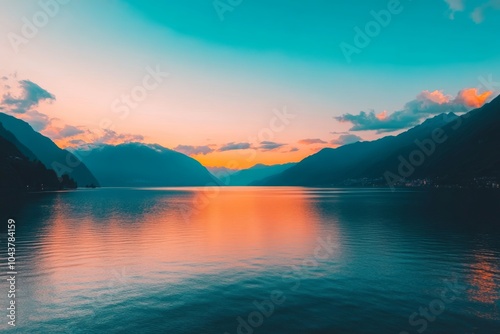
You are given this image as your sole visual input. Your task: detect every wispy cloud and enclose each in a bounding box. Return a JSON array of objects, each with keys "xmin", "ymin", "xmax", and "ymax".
[
  {"xmin": 444, "ymin": 0, "xmax": 464, "ymax": 18},
  {"xmin": 59, "ymin": 125, "xmax": 85, "ymax": 138},
  {"xmin": 22, "ymin": 110, "xmax": 52, "ymax": 131},
  {"xmin": 471, "ymin": 0, "xmax": 500, "ymax": 23},
  {"xmin": 298, "ymin": 138, "xmax": 327, "ymax": 145},
  {"xmin": 0, "ymin": 79, "xmax": 55, "ymax": 114},
  {"xmin": 91, "ymin": 129, "xmax": 145, "ymax": 146},
  {"xmin": 56, "ymin": 128, "xmax": 146, "ymax": 149},
  {"xmin": 43, "ymin": 124, "xmax": 85, "ymax": 139},
  {"xmin": 335, "ymin": 88, "xmax": 492, "ymax": 133},
  {"xmin": 443, "ymin": 0, "xmax": 500, "ymax": 23},
  {"xmin": 0, "ymin": 78, "xmax": 57, "ymax": 132},
  {"xmin": 0, "ymin": 77, "xmax": 150, "ymax": 148},
  {"xmin": 174, "ymin": 145, "xmax": 215, "ymax": 156},
  {"xmin": 258, "ymin": 141, "xmax": 286, "ymax": 151},
  {"xmin": 218, "ymin": 142, "xmax": 252, "ymax": 152},
  {"xmin": 330, "ymin": 134, "xmax": 363, "ymax": 146}
]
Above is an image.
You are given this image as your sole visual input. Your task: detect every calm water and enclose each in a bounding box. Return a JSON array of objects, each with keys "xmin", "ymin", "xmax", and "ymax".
[{"xmin": 1, "ymin": 187, "xmax": 500, "ymax": 334}]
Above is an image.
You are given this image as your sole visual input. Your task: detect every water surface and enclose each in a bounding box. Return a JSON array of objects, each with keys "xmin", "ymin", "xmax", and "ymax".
[{"xmin": 1, "ymin": 187, "xmax": 499, "ymax": 333}]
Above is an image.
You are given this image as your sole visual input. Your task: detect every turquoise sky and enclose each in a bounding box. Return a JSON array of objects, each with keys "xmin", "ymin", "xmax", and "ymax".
[
  {"xmin": 123, "ymin": 0, "xmax": 499, "ymax": 65},
  {"xmin": 0, "ymin": 0, "xmax": 499, "ymax": 167}
]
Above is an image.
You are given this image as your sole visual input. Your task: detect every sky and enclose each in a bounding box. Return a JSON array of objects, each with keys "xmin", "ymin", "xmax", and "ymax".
[{"xmin": 0, "ymin": 0, "xmax": 499, "ymax": 168}]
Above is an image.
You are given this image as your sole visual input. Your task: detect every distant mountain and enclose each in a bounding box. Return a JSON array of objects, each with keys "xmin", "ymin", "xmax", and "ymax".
[
  {"xmin": 208, "ymin": 166, "xmax": 239, "ymax": 178},
  {"xmin": 76, "ymin": 143, "xmax": 220, "ymax": 187},
  {"xmin": 217, "ymin": 163, "xmax": 296, "ymax": 186},
  {"xmin": 262, "ymin": 95, "xmax": 500, "ymax": 187},
  {"xmin": 0, "ymin": 123, "xmax": 75, "ymax": 193},
  {"xmin": 0, "ymin": 113, "xmax": 99, "ymax": 187}
]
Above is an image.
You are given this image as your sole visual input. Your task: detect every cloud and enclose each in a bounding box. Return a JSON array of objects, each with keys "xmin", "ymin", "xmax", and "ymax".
[
  {"xmin": 330, "ymin": 134, "xmax": 363, "ymax": 146},
  {"xmin": 444, "ymin": 0, "xmax": 464, "ymax": 18},
  {"xmin": 0, "ymin": 78, "xmax": 57, "ymax": 132},
  {"xmin": 218, "ymin": 142, "xmax": 252, "ymax": 152},
  {"xmin": 298, "ymin": 138, "xmax": 327, "ymax": 145},
  {"xmin": 471, "ymin": 0, "xmax": 500, "ymax": 23},
  {"xmin": 335, "ymin": 88, "xmax": 492, "ymax": 133},
  {"xmin": 455, "ymin": 88, "xmax": 493, "ymax": 107},
  {"xmin": 58, "ymin": 128, "xmax": 146, "ymax": 149},
  {"xmin": 0, "ymin": 77, "xmax": 150, "ymax": 150},
  {"xmin": 288, "ymin": 147, "xmax": 299, "ymax": 152},
  {"xmin": 43, "ymin": 124, "xmax": 85, "ymax": 139},
  {"xmin": 59, "ymin": 125, "xmax": 85, "ymax": 138},
  {"xmin": 174, "ymin": 145, "xmax": 215, "ymax": 156},
  {"xmin": 443, "ymin": 0, "xmax": 500, "ymax": 23},
  {"xmin": 22, "ymin": 110, "xmax": 51, "ymax": 131},
  {"xmin": 68, "ymin": 139, "xmax": 87, "ymax": 146},
  {"xmin": 258, "ymin": 141, "xmax": 286, "ymax": 151},
  {"xmin": 90, "ymin": 129, "xmax": 144, "ymax": 146},
  {"xmin": 217, "ymin": 141, "xmax": 286, "ymax": 152},
  {"xmin": 0, "ymin": 80, "xmax": 55, "ymax": 114}
]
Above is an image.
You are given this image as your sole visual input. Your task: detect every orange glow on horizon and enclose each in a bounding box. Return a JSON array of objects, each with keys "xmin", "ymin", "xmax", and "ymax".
[{"xmin": 194, "ymin": 150, "xmax": 309, "ymax": 169}]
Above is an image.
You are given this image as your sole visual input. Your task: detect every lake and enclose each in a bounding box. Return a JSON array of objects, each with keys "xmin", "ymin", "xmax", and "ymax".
[{"xmin": 1, "ymin": 187, "xmax": 499, "ymax": 333}]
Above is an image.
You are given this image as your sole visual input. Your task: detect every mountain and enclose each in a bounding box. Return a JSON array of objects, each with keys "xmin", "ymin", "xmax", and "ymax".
[
  {"xmin": 216, "ymin": 163, "xmax": 296, "ymax": 186},
  {"xmin": 0, "ymin": 123, "xmax": 73, "ymax": 193},
  {"xmin": 208, "ymin": 166, "xmax": 239, "ymax": 178},
  {"xmin": 262, "ymin": 95, "xmax": 500, "ymax": 187},
  {"xmin": 0, "ymin": 113, "xmax": 99, "ymax": 187},
  {"xmin": 0, "ymin": 122, "xmax": 38, "ymax": 161},
  {"xmin": 391, "ymin": 95, "xmax": 500, "ymax": 184},
  {"xmin": 76, "ymin": 143, "xmax": 220, "ymax": 187}
]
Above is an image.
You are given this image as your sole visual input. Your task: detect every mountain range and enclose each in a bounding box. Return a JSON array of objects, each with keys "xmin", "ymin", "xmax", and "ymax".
[
  {"xmin": 0, "ymin": 122, "xmax": 75, "ymax": 193},
  {"xmin": 75, "ymin": 143, "xmax": 220, "ymax": 187},
  {"xmin": 213, "ymin": 163, "xmax": 296, "ymax": 186},
  {"xmin": 0, "ymin": 113, "xmax": 99, "ymax": 187},
  {"xmin": 260, "ymin": 94, "xmax": 500, "ymax": 187},
  {"xmin": 1, "ymin": 94, "xmax": 499, "ymax": 191}
]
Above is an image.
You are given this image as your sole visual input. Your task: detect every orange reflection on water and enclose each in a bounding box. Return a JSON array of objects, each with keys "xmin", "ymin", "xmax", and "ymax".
[
  {"xmin": 191, "ymin": 188, "xmax": 321, "ymax": 260},
  {"xmin": 36, "ymin": 188, "xmax": 335, "ymax": 300},
  {"xmin": 468, "ymin": 253, "xmax": 499, "ymax": 305}
]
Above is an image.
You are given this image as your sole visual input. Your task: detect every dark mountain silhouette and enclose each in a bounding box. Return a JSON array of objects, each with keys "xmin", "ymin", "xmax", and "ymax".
[
  {"xmin": 0, "ymin": 122, "xmax": 37, "ymax": 160},
  {"xmin": 262, "ymin": 95, "xmax": 500, "ymax": 187},
  {"xmin": 0, "ymin": 123, "xmax": 76, "ymax": 194},
  {"xmin": 215, "ymin": 163, "xmax": 296, "ymax": 186},
  {"xmin": 385, "ymin": 94, "xmax": 500, "ymax": 184},
  {"xmin": 77, "ymin": 143, "xmax": 220, "ymax": 187},
  {"xmin": 0, "ymin": 113, "xmax": 99, "ymax": 187}
]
